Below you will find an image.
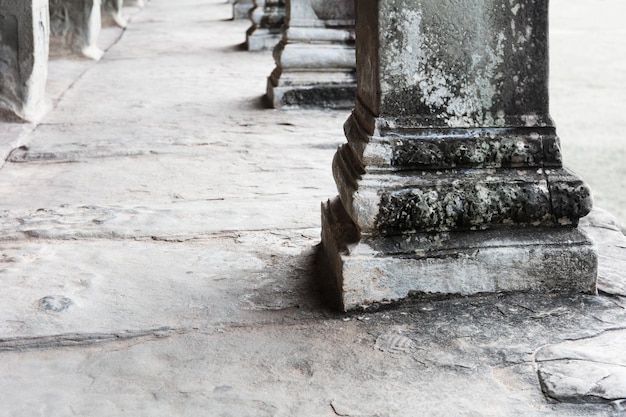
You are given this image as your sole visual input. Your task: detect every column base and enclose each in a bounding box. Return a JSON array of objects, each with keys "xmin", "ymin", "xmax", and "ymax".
[
  {"xmin": 246, "ymin": 28, "xmax": 281, "ymax": 51},
  {"xmin": 233, "ymin": 1, "xmax": 253, "ymax": 20},
  {"xmin": 320, "ymin": 198, "xmax": 598, "ymax": 311},
  {"xmin": 266, "ymin": 71, "xmax": 356, "ymax": 109}
]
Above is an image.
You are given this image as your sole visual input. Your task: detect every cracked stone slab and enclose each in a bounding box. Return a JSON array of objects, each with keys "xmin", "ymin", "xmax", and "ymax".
[
  {"xmin": 536, "ymin": 330, "xmax": 626, "ymax": 404},
  {"xmin": 2, "ymin": 292, "xmax": 625, "ymax": 416},
  {"xmin": 0, "ymin": 201, "xmax": 324, "ymax": 240},
  {"xmin": 580, "ymin": 208, "xmax": 626, "ymax": 297},
  {"xmin": 0, "ymin": 229, "xmax": 319, "ymax": 341}
]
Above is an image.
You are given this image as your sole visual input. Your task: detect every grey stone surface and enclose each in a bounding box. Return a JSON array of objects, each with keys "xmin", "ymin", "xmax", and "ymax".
[
  {"xmin": 245, "ymin": 0, "xmax": 284, "ymax": 51},
  {"xmin": 49, "ymin": 0, "xmax": 104, "ymax": 60},
  {"xmin": 0, "ymin": 0, "xmax": 624, "ymax": 415},
  {"xmin": 266, "ymin": 0, "xmax": 356, "ymax": 108},
  {"xmin": 232, "ymin": 0, "xmax": 254, "ymax": 20},
  {"xmin": 102, "ymin": 0, "xmax": 126, "ymax": 27},
  {"xmin": 537, "ymin": 330, "xmax": 626, "ymax": 405},
  {"xmin": 124, "ymin": 0, "xmax": 145, "ymax": 7},
  {"xmin": 320, "ymin": 198, "xmax": 597, "ymax": 310},
  {"xmin": 0, "ymin": 0, "xmax": 49, "ymax": 122},
  {"xmin": 358, "ymin": 0, "xmax": 550, "ymax": 128},
  {"xmin": 320, "ymin": 0, "xmax": 598, "ymax": 310}
]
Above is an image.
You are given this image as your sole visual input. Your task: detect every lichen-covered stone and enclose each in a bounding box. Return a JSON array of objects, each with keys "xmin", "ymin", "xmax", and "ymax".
[
  {"xmin": 358, "ymin": 0, "xmax": 550, "ymax": 129},
  {"xmin": 320, "ymin": 0, "xmax": 597, "ymax": 310},
  {"xmin": 320, "ymin": 199, "xmax": 597, "ymax": 311},
  {"xmin": 0, "ymin": 0, "xmax": 49, "ymax": 121},
  {"xmin": 343, "ymin": 121, "xmax": 562, "ymax": 170}
]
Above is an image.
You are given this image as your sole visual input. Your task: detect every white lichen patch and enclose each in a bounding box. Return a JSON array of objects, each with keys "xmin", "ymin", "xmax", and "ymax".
[
  {"xmin": 380, "ymin": 0, "xmax": 509, "ymax": 127},
  {"xmin": 379, "ymin": 8, "xmax": 425, "ymax": 98}
]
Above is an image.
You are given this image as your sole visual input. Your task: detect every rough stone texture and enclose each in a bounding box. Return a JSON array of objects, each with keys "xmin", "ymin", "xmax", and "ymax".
[
  {"xmin": 320, "ymin": 198, "xmax": 597, "ymax": 310},
  {"xmin": 245, "ymin": 0, "xmax": 285, "ymax": 51},
  {"xmin": 49, "ymin": 0, "xmax": 104, "ymax": 60},
  {"xmin": 265, "ymin": 0, "xmax": 356, "ymax": 109},
  {"xmin": 580, "ymin": 208, "xmax": 626, "ymax": 297},
  {"xmin": 101, "ymin": 0, "xmax": 126, "ymax": 27},
  {"xmin": 357, "ymin": 0, "xmax": 549, "ymax": 129},
  {"xmin": 320, "ymin": 0, "xmax": 597, "ymax": 310},
  {"xmin": 232, "ymin": 0, "xmax": 254, "ymax": 20},
  {"xmin": 0, "ymin": 0, "xmax": 49, "ymax": 122},
  {"xmin": 537, "ymin": 330, "xmax": 626, "ymax": 404}
]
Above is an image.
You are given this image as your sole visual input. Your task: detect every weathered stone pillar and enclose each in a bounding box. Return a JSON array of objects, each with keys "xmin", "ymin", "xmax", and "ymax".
[
  {"xmin": 320, "ymin": 0, "xmax": 598, "ymax": 311},
  {"xmin": 266, "ymin": 0, "xmax": 356, "ymax": 109},
  {"xmin": 0, "ymin": 0, "xmax": 49, "ymax": 121},
  {"xmin": 49, "ymin": 0, "xmax": 103, "ymax": 60},
  {"xmin": 246, "ymin": 0, "xmax": 285, "ymax": 51},
  {"xmin": 101, "ymin": 0, "xmax": 126, "ymax": 28},
  {"xmin": 124, "ymin": 0, "xmax": 144, "ymax": 7},
  {"xmin": 233, "ymin": 0, "xmax": 254, "ymax": 20}
]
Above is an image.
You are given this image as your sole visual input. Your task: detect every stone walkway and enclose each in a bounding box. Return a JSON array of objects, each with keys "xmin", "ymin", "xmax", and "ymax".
[{"xmin": 0, "ymin": 0, "xmax": 625, "ymax": 415}]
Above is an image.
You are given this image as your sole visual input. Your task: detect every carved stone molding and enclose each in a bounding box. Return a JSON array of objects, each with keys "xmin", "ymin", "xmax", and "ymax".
[
  {"xmin": 265, "ymin": 0, "xmax": 356, "ymax": 109},
  {"xmin": 319, "ymin": 0, "xmax": 598, "ymax": 311},
  {"xmin": 233, "ymin": 0, "xmax": 254, "ymax": 20},
  {"xmin": 246, "ymin": 0, "xmax": 285, "ymax": 51}
]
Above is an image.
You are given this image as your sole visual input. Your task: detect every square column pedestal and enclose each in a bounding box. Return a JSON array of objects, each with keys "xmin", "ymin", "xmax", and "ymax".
[
  {"xmin": 233, "ymin": 0, "xmax": 254, "ymax": 20},
  {"xmin": 266, "ymin": 0, "xmax": 356, "ymax": 109},
  {"xmin": 246, "ymin": 0, "xmax": 285, "ymax": 51},
  {"xmin": 319, "ymin": 0, "xmax": 598, "ymax": 311},
  {"xmin": 49, "ymin": 0, "xmax": 103, "ymax": 60},
  {"xmin": 0, "ymin": 0, "xmax": 49, "ymax": 121}
]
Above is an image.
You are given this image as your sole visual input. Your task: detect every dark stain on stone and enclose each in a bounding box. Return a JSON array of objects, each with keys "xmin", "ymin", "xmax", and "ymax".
[{"xmin": 38, "ymin": 295, "xmax": 73, "ymax": 312}]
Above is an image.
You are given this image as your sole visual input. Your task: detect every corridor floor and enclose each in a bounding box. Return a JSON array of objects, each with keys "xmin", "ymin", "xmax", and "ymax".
[{"xmin": 0, "ymin": 1, "xmax": 625, "ymax": 415}]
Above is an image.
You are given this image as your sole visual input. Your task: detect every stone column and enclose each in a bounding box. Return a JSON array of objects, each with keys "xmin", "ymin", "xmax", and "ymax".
[
  {"xmin": 320, "ymin": 0, "xmax": 598, "ymax": 311},
  {"xmin": 102, "ymin": 0, "xmax": 126, "ymax": 28},
  {"xmin": 124, "ymin": 0, "xmax": 144, "ymax": 7},
  {"xmin": 246, "ymin": 0, "xmax": 285, "ymax": 51},
  {"xmin": 0, "ymin": 0, "xmax": 49, "ymax": 122},
  {"xmin": 233, "ymin": 0, "xmax": 254, "ymax": 20},
  {"xmin": 49, "ymin": 0, "xmax": 103, "ymax": 60},
  {"xmin": 266, "ymin": 0, "xmax": 356, "ymax": 109}
]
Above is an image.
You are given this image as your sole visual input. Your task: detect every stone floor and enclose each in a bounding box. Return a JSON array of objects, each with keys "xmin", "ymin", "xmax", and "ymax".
[{"xmin": 0, "ymin": 0, "xmax": 625, "ymax": 415}]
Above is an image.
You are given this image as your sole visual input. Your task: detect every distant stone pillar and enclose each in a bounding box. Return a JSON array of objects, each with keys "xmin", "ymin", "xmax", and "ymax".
[
  {"xmin": 233, "ymin": 0, "xmax": 254, "ymax": 20},
  {"xmin": 124, "ymin": 0, "xmax": 144, "ymax": 7},
  {"xmin": 246, "ymin": 0, "xmax": 285, "ymax": 51},
  {"xmin": 49, "ymin": 0, "xmax": 103, "ymax": 60},
  {"xmin": 266, "ymin": 0, "xmax": 356, "ymax": 109},
  {"xmin": 102, "ymin": 0, "xmax": 126, "ymax": 28},
  {"xmin": 320, "ymin": 0, "xmax": 598, "ymax": 311},
  {"xmin": 0, "ymin": 0, "xmax": 49, "ymax": 121}
]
